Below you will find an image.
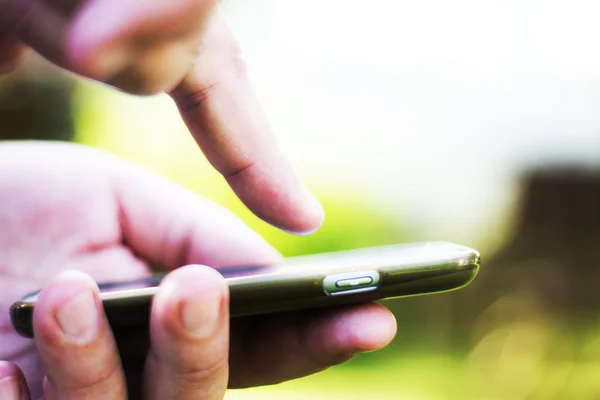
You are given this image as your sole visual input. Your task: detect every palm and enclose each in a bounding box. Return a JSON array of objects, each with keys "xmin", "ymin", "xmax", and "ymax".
[{"xmin": 0, "ymin": 145, "xmax": 153, "ymax": 394}]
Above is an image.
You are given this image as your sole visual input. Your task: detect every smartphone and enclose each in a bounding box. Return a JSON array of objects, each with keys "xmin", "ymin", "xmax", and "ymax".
[{"xmin": 10, "ymin": 241, "xmax": 480, "ymax": 338}]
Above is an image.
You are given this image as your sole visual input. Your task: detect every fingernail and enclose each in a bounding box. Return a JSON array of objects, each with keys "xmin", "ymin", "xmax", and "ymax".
[
  {"xmin": 280, "ymin": 185, "xmax": 324, "ymax": 236},
  {"xmin": 56, "ymin": 291, "xmax": 99, "ymax": 342},
  {"xmin": 180, "ymin": 290, "xmax": 222, "ymax": 337},
  {"xmin": 0, "ymin": 377, "xmax": 21, "ymax": 399}
]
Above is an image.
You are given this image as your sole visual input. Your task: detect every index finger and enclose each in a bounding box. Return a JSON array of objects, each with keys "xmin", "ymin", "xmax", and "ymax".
[{"xmin": 170, "ymin": 12, "xmax": 324, "ymax": 235}]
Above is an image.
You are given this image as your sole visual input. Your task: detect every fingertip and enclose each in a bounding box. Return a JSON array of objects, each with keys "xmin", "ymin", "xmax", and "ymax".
[
  {"xmin": 34, "ymin": 270, "xmax": 98, "ymax": 315},
  {"xmin": 65, "ymin": 16, "xmax": 128, "ymax": 82},
  {"xmin": 0, "ymin": 361, "xmax": 18, "ymax": 380},
  {"xmin": 280, "ymin": 186, "xmax": 325, "ymax": 236},
  {"xmin": 227, "ymin": 164, "xmax": 325, "ymax": 235},
  {"xmin": 152, "ymin": 265, "xmax": 229, "ymax": 340},
  {"xmin": 34, "ymin": 270, "xmax": 98, "ymax": 309},
  {"xmin": 228, "ymin": 303, "xmax": 396, "ymax": 387},
  {"xmin": 314, "ymin": 303, "xmax": 398, "ymax": 355},
  {"xmin": 159, "ymin": 265, "xmax": 228, "ymax": 300},
  {"xmin": 54, "ymin": 269, "xmax": 98, "ymax": 287},
  {"xmin": 65, "ymin": 0, "xmax": 140, "ymax": 81},
  {"xmin": 33, "ymin": 270, "xmax": 100, "ymax": 345},
  {"xmin": 344, "ymin": 304, "xmax": 398, "ymax": 351},
  {"xmin": 0, "ymin": 362, "xmax": 26, "ymax": 400}
]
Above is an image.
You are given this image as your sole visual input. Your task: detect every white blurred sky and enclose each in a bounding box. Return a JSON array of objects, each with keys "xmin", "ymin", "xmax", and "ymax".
[{"xmin": 217, "ymin": 0, "xmax": 600, "ymax": 245}]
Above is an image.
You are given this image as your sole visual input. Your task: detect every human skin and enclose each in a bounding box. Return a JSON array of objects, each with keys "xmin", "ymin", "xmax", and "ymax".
[{"xmin": 0, "ymin": 142, "xmax": 397, "ymax": 399}]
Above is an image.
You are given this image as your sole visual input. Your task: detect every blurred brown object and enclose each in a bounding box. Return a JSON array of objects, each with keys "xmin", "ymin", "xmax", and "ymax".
[
  {"xmin": 382, "ymin": 166, "xmax": 600, "ymax": 352},
  {"xmin": 0, "ymin": 52, "xmax": 76, "ymax": 141},
  {"xmin": 475, "ymin": 167, "xmax": 600, "ymax": 321}
]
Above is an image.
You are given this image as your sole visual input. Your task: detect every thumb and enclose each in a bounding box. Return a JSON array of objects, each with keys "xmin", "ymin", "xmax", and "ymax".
[
  {"xmin": 1, "ymin": 0, "xmax": 218, "ymax": 94},
  {"xmin": 66, "ymin": 0, "xmax": 219, "ymax": 94},
  {"xmin": 143, "ymin": 265, "xmax": 230, "ymax": 399}
]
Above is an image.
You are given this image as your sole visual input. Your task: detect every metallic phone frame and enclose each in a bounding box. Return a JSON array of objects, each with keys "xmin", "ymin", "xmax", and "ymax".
[{"xmin": 10, "ymin": 242, "xmax": 480, "ymax": 338}]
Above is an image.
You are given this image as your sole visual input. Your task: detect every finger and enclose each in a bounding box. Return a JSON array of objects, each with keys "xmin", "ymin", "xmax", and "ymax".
[
  {"xmin": 229, "ymin": 303, "xmax": 397, "ymax": 388},
  {"xmin": 66, "ymin": 0, "xmax": 217, "ymax": 93},
  {"xmin": 113, "ymin": 156, "xmax": 283, "ymax": 270},
  {"xmin": 0, "ymin": 362, "xmax": 30, "ymax": 400},
  {"xmin": 0, "ymin": 33, "xmax": 24, "ymax": 74},
  {"xmin": 143, "ymin": 265, "xmax": 229, "ymax": 400},
  {"xmin": 170, "ymin": 12, "xmax": 324, "ymax": 235},
  {"xmin": 33, "ymin": 270, "xmax": 127, "ymax": 399}
]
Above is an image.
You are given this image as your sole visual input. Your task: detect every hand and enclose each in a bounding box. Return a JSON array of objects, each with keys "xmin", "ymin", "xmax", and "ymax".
[
  {"xmin": 0, "ymin": 1, "xmax": 323, "ymax": 234},
  {"xmin": 0, "ymin": 142, "xmax": 397, "ymax": 399}
]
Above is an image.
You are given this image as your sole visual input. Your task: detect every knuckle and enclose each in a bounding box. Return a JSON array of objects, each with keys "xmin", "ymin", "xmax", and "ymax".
[
  {"xmin": 149, "ymin": 347, "xmax": 228, "ymax": 393},
  {"xmin": 174, "ymin": 337, "xmax": 229, "ymax": 376},
  {"xmin": 57, "ymin": 358, "xmax": 125, "ymax": 398},
  {"xmin": 176, "ymin": 359, "xmax": 229, "ymax": 397},
  {"xmin": 172, "ymin": 80, "xmax": 219, "ymax": 113},
  {"xmin": 170, "ymin": 44, "xmax": 249, "ymax": 114},
  {"xmin": 178, "ymin": 354, "xmax": 228, "ymax": 386}
]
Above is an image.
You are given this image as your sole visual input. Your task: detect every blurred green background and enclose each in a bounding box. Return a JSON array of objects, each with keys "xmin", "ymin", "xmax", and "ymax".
[{"xmin": 4, "ymin": 1, "xmax": 600, "ymax": 398}]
